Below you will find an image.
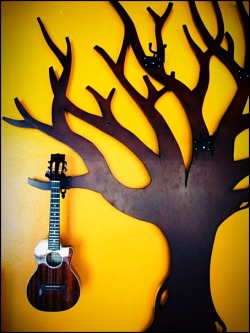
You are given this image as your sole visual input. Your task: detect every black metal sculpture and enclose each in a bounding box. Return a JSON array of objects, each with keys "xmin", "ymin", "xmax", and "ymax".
[
  {"xmin": 2, "ymin": 1, "xmax": 249, "ymax": 332},
  {"xmin": 143, "ymin": 42, "xmax": 167, "ymax": 69}
]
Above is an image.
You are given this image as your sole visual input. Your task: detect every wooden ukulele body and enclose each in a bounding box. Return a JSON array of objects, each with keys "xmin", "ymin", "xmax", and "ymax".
[{"xmin": 27, "ymin": 239, "xmax": 80, "ymax": 311}]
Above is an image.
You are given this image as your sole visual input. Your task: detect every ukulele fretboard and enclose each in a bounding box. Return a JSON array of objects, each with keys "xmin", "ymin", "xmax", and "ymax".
[{"xmin": 48, "ymin": 181, "xmax": 61, "ymax": 250}]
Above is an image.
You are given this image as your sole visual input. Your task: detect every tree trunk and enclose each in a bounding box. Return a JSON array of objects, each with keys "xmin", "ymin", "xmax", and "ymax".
[{"xmin": 146, "ymin": 230, "xmax": 226, "ymax": 332}]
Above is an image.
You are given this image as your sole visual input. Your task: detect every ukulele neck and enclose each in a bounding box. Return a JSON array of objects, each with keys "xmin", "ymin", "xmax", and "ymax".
[{"xmin": 48, "ymin": 180, "xmax": 61, "ymax": 251}]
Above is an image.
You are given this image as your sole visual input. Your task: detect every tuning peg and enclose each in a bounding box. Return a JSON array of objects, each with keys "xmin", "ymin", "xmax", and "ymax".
[{"xmin": 45, "ymin": 169, "xmax": 50, "ymax": 178}]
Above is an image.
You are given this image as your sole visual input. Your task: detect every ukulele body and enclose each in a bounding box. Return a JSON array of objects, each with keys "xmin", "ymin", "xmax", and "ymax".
[{"xmin": 27, "ymin": 239, "xmax": 80, "ymax": 311}]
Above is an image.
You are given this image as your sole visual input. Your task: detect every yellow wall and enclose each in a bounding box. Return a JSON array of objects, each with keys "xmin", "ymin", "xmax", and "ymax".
[{"xmin": 1, "ymin": 1, "xmax": 249, "ymax": 332}]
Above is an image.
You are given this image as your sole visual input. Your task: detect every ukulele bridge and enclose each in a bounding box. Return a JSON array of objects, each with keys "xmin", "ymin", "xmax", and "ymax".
[{"xmin": 39, "ymin": 284, "xmax": 66, "ymax": 295}]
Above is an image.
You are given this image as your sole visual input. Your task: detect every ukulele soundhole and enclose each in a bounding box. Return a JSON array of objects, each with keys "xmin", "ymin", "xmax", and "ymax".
[{"xmin": 46, "ymin": 252, "xmax": 63, "ymax": 268}]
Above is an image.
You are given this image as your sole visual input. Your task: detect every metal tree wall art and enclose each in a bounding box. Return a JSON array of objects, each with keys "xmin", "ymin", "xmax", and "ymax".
[{"xmin": 3, "ymin": 1, "xmax": 249, "ymax": 332}]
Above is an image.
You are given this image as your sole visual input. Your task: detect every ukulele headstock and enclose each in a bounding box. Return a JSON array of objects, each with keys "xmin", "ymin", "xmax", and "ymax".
[{"xmin": 45, "ymin": 153, "xmax": 67, "ymax": 181}]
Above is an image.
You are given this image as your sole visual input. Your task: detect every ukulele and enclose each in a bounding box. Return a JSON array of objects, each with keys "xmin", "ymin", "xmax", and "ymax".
[{"xmin": 27, "ymin": 153, "xmax": 80, "ymax": 311}]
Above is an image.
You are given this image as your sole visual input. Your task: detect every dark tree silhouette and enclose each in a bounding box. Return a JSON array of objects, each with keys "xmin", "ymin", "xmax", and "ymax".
[{"xmin": 2, "ymin": 1, "xmax": 249, "ymax": 332}]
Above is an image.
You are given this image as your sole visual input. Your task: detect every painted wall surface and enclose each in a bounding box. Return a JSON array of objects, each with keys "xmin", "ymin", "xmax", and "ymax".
[{"xmin": 1, "ymin": 1, "xmax": 249, "ymax": 332}]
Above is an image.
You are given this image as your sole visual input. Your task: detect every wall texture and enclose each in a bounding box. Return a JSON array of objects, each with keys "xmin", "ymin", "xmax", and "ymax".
[{"xmin": 1, "ymin": 1, "xmax": 249, "ymax": 332}]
